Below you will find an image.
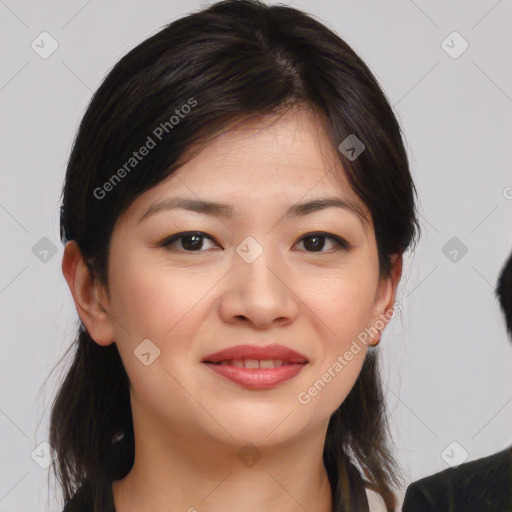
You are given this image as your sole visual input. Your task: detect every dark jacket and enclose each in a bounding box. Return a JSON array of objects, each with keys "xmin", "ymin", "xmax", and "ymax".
[{"xmin": 402, "ymin": 445, "xmax": 512, "ymax": 512}]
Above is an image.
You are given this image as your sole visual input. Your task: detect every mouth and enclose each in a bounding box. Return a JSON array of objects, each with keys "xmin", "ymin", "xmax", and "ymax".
[
  {"xmin": 205, "ymin": 358, "xmax": 305, "ymax": 368},
  {"xmin": 202, "ymin": 344, "xmax": 309, "ymax": 389}
]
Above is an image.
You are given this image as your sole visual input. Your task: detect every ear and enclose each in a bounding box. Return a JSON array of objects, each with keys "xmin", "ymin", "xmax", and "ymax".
[
  {"xmin": 369, "ymin": 253, "xmax": 403, "ymax": 342},
  {"xmin": 61, "ymin": 241, "xmax": 115, "ymax": 346}
]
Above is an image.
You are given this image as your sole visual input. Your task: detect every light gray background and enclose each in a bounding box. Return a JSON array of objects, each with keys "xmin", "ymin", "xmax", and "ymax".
[{"xmin": 1, "ymin": 1, "xmax": 511, "ymax": 510}]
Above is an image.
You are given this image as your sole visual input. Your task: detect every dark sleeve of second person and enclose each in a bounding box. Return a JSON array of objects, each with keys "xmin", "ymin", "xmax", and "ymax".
[{"xmin": 402, "ymin": 446, "xmax": 512, "ymax": 512}]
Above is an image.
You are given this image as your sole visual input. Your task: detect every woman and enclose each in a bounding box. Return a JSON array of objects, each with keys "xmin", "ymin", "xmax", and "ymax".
[{"xmin": 50, "ymin": 1, "xmax": 418, "ymax": 511}]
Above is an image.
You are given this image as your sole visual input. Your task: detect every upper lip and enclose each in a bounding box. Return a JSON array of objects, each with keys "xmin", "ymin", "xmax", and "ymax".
[{"xmin": 202, "ymin": 344, "xmax": 309, "ymax": 364}]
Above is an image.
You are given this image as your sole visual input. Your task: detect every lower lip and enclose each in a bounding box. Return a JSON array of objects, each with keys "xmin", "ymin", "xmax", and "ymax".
[{"xmin": 203, "ymin": 362, "xmax": 307, "ymax": 389}]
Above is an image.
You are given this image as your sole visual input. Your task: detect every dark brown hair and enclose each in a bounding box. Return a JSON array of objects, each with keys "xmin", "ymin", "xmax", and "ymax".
[
  {"xmin": 496, "ymin": 251, "xmax": 512, "ymax": 337},
  {"xmin": 48, "ymin": 1, "xmax": 419, "ymax": 510}
]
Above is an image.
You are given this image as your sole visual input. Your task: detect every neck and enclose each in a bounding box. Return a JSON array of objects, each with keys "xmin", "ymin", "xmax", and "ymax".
[{"xmin": 112, "ymin": 405, "xmax": 333, "ymax": 512}]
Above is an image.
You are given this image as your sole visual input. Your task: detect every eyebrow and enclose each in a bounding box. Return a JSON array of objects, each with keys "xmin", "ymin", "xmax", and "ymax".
[{"xmin": 137, "ymin": 196, "xmax": 368, "ymax": 226}]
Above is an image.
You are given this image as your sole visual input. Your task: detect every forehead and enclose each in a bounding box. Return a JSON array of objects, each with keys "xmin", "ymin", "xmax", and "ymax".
[
  {"xmin": 126, "ymin": 107, "xmax": 367, "ymax": 222},
  {"xmin": 162, "ymin": 109, "xmax": 356, "ymax": 198}
]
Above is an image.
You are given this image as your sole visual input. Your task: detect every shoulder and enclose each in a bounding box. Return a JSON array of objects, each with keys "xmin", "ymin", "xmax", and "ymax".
[{"xmin": 402, "ymin": 445, "xmax": 512, "ymax": 512}]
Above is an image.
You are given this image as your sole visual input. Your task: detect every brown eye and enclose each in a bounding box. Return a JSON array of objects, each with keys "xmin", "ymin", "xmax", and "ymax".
[
  {"xmin": 161, "ymin": 232, "xmax": 220, "ymax": 252},
  {"xmin": 159, "ymin": 231, "xmax": 349, "ymax": 254},
  {"xmin": 295, "ymin": 233, "xmax": 349, "ymax": 253}
]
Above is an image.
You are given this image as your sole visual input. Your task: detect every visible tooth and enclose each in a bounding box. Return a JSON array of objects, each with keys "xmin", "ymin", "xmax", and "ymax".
[
  {"xmin": 273, "ymin": 359, "xmax": 284, "ymax": 367},
  {"xmin": 232, "ymin": 360, "xmax": 244, "ymax": 367},
  {"xmin": 244, "ymin": 359, "xmax": 259, "ymax": 368},
  {"xmin": 219, "ymin": 360, "xmax": 230, "ymax": 366},
  {"xmin": 259, "ymin": 359, "xmax": 275, "ymax": 369}
]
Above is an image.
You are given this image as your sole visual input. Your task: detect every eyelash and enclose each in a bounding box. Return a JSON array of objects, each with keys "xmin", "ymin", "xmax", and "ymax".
[{"xmin": 159, "ymin": 231, "xmax": 350, "ymax": 254}]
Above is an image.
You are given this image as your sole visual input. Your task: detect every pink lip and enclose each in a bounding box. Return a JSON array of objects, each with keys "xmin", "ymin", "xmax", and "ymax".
[
  {"xmin": 204, "ymin": 363, "xmax": 306, "ymax": 389},
  {"xmin": 202, "ymin": 344, "xmax": 308, "ymax": 390}
]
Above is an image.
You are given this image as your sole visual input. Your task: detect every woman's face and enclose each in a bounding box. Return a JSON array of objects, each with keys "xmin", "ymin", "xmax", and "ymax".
[{"xmin": 89, "ymin": 108, "xmax": 399, "ymax": 448}]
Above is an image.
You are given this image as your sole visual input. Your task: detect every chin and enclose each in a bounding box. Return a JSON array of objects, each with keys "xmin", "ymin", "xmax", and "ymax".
[{"xmin": 204, "ymin": 401, "xmax": 305, "ymax": 443}]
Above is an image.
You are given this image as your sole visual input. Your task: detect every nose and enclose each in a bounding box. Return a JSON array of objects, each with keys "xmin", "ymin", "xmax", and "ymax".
[{"xmin": 218, "ymin": 245, "xmax": 299, "ymax": 329}]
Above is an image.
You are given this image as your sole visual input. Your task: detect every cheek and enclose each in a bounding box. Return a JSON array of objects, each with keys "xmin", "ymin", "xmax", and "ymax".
[
  {"xmin": 107, "ymin": 258, "xmax": 210, "ymax": 424},
  {"xmin": 313, "ymin": 272, "xmax": 377, "ymax": 342},
  {"xmin": 106, "ymin": 254, "xmax": 225, "ymax": 395},
  {"xmin": 301, "ymin": 272, "xmax": 375, "ymax": 401},
  {"xmin": 108, "ymin": 252, "xmax": 206, "ymax": 341},
  {"xmin": 297, "ymin": 330, "xmax": 368, "ymax": 428}
]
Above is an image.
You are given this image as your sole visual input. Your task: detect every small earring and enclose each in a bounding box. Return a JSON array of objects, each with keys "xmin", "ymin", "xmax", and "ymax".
[{"xmin": 370, "ymin": 328, "xmax": 382, "ymax": 347}]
